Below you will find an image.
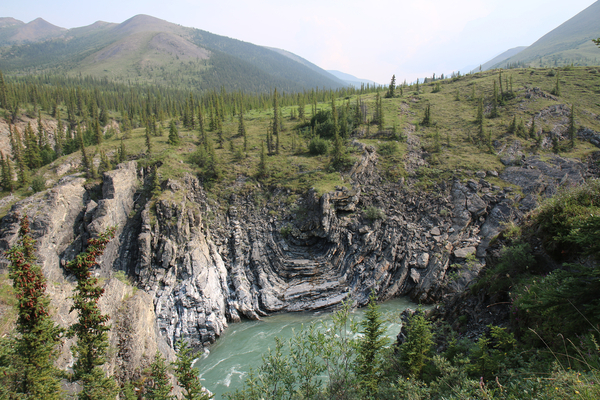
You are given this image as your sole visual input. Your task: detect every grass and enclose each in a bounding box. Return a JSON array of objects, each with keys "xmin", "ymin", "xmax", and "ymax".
[{"xmin": 0, "ymin": 66, "xmax": 599, "ymax": 212}]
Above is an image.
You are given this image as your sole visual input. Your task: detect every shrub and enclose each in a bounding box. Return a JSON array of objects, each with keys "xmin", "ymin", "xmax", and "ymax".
[
  {"xmin": 31, "ymin": 175, "xmax": 46, "ymax": 193},
  {"xmin": 378, "ymin": 141, "xmax": 398, "ymax": 157},
  {"xmin": 308, "ymin": 135, "xmax": 329, "ymax": 155},
  {"xmin": 364, "ymin": 206, "xmax": 386, "ymax": 222}
]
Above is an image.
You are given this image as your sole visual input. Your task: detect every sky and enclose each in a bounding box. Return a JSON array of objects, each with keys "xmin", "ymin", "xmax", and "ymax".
[{"xmin": 1, "ymin": 0, "xmax": 598, "ymax": 84}]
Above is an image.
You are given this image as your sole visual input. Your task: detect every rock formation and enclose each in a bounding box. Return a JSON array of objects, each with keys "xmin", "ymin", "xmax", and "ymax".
[{"xmin": 0, "ymin": 145, "xmax": 594, "ymax": 377}]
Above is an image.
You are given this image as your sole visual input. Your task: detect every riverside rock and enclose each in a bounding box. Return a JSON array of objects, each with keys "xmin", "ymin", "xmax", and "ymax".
[{"xmin": 0, "ymin": 144, "xmax": 594, "ymax": 377}]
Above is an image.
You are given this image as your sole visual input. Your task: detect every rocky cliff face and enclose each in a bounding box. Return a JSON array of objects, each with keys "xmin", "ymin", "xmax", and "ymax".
[{"xmin": 0, "ymin": 146, "xmax": 594, "ymax": 371}]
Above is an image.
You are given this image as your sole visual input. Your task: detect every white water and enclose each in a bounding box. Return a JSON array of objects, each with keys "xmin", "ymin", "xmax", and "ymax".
[{"xmin": 194, "ymin": 297, "xmax": 419, "ymax": 399}]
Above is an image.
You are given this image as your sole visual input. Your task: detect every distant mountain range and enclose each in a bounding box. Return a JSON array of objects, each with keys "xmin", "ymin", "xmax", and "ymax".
[
  {"xmin": 479, "ymin": 1, "xmax": 600, "ymax": 70},
  {"xmin": 326, "ymin": 70, "xmax": 380, "ymax": 87},
  {"xmin": 0, "ymin": 14, "xmax": 347, "ymax": 93}
]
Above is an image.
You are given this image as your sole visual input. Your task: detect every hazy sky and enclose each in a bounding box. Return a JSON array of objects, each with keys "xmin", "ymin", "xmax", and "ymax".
[{"xmin": 1, "ymin": 0, "xmax": 598, "ymax": 84}]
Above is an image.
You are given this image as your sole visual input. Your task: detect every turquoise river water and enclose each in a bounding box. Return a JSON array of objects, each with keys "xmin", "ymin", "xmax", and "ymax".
[{"xmin": 194, "ymin": 297, "xmax": 419, "ymax": 399}]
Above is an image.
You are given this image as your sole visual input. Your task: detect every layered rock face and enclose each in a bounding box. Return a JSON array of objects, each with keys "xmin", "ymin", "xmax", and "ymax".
[{"xmin": 0, "ymin": 148, "xmax": 592, "ymax": 365}]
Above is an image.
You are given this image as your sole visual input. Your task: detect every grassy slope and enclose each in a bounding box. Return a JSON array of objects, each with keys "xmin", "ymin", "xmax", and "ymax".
[
  {"xmin": 11, "ymin": 66, "xmax": 596, "ymax": 213},
  {"xmin": 493, "ymin": 1, "xmax": 600, "ymax": 68}
]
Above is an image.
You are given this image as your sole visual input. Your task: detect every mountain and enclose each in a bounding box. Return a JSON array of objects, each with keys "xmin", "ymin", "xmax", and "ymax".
[
  {"xmin": 327, "ymin": 70, "xmax": 380, "ymax": 86},
  {"xmin": 488, "ymin": 1, "xmax": 600, "ymax": 69},
  {"xmin": 0, "ymin": 14, "xmax": 346, "ymax": 92},
  {"xmin": 474, "ymin": 46, "xmax": 527, "ymax": 72}
]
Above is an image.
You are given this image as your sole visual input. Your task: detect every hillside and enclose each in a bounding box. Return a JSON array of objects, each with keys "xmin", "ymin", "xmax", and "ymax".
[
  {"xmin": 475, "ymin": 46, "xmax": 527, "ymax": 72},
  {"xmin": 0, "ymin": 14, "xmax": 345, "ymax": 93},
  {"xmin": 490, "ymin": 0, "xmax": 600, "ymax": 68}
]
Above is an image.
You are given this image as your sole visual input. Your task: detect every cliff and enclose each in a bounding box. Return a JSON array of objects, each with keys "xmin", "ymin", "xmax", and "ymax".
[{"xmin": 0, "ymin": 144, "xmax": 593, "ymax": 378}]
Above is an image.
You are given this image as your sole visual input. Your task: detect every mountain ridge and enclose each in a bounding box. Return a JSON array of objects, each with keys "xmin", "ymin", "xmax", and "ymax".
[
  {"xmin": 488, "ymin": 0, "xmax": 600, "ymax": 68},
  {"xmin": 0, "ymin": 14, "xmax": 346, "ymax": 93}
]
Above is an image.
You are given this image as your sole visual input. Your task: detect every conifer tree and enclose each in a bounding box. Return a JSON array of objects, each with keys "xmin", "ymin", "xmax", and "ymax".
[
  {"xmin": 385, "ymin": 75, "xmax": 396, "ymax": 98},
  {"xmin": 257, "ymin": 141, "xmax": 268, "ymax": 179},
  {"xmin": 198, "ymin": 105, "xmax": 206, "ymax": 145},
  {"xmin": 400, "ymin": 312, "xmax": 434, "ymax": 379},
  {"xmin": 508, "ymin": 115, "xmax": 517, "ymax": 134},
  {"xmin": 118, "ymin": 138, "xmax": 127, "ymax": 163},
  {"xmin": 0, "ymin": 70, "xmax": 7, "ymax": 110},
  {"xmin": 552, "ymin": 71, "xmax": 561, "ymax": 96},
  {"xmin": 422, "ymin": 104, "xmax": 431, "ymax": 127},
  {"xmin": 146, "ymin": 125, "xmax": 153, "ymax": 156},
  {"xmin": 55, "ymin": 108, "xmax": 64, "ymax": 157},
  {"xmin": 173, "ymin": 340, "xmax": 213, "ymax": 400},
  {"xmin": 272, "ymin": 88, "xmax": 279, "ymax": 152},
  {"xmin": 475, "ymin": 98, "xmax": 484, "ymax": 125},
  {"xmin": 528, "ymin": 116, "xmax": 537, "ymax": 139},
  {"xmin": 375, "ymin": 91, "xmax": 384, "ymax": 131},
  {"xmin": 298, "ymin": 95, "xmax": 305, "ymax": 121},
  {"xmin": 79, "ymin": 127, "xmax": 94, "ymax": 179},
  {"xmin": 568, "ymin": 104, "xmax": 576, "ymax": 149},
  {"xmin": 146, "ymin": 351, "xmax": 174, "ymax": 400},
  {"xmin": 67, "ymin": 228, "xmax": 117, "ymax": 400},
  {"xmin": 95, "ymin": 115, "xmax": 103, "ymax": 146},
  {"xmin": 168, "ymin": 120, "xmax": 180, "ymax": 146},
  {"xmin": 1, "ymin": 152, "xmax": 14, "ymax": 192},
  {"xmin": 237, "ymin": 105, "xmax": 247, "ymax": 153},
  {"xmin": 490, "ymin": 80, "xmax": 499, "ymax": 118},
  {"xmin": 5, "ymin": 215, "xmax": 63, "ymax": 399},
  {"xmin": 355, "ymin": 291, "xmax": 388, "ymax": 395}
]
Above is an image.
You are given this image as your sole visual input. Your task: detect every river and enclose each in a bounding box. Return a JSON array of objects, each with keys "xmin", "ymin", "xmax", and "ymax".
[{"xmin": 194, "ymin": 297, "xmax": 419, "ymax": 399}]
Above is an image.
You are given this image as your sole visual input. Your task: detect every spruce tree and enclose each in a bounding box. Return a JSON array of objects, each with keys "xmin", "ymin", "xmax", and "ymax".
[
  {"xmin": 146, "ymin": 351, "xmax": 174, "ymax": 400},
  {"xmin": 385, "ymin": 74, "xmax": 396, "ymax": 98},
  {"xmin": 118, "ymin": 138, "xmax": 127, "ymax": 163},
  {"xmin": 5, "ymin": 215, "xmax": 63, "ymax": 399},
  {"xmin": 528, "ymin": 116, "xmax": 537, "ymax": 139},
  {"xmin": 1, "ymin": 152, "xmax": 14, "ymax": 192},
  {"xmin": 475, "ymin": 97, "xmax": 484, "ymax": 125},
  {"xmin": 399, "ymin": 312, "xmax": 434, "ymax": 379},
  {"xmin": 272, "ymin": 88, "xmax": 279, "ymax": 152},
  {"xmin": 257, "ymin": 141, "xmax": 268, "ymax": 179},
  {"xmin": 173, "ymin": 340, "xmax": 213, "ymax": 400},
  {"xmin": 0, "ymin": 70, "xmax": 7, "ymax": 110},
  {"xmin": 355, "ymin": 291, "xmax": 388, "ymax": 395},
  {"xmin": 168, "ymin": 120, "xmax": 180, "ymax": 146},
  {"xmin": 490, "ymin": 80, "xmax": 498, "ymax": 118},
  {"xmin": 422, "ymin": 104, "xmax": 431, "ymax": 127},
  {"xmin": 55, "ymin": 109, "xmax": 64, "ymax": 157},
  {"xmin": 568, "ymin": 104, "xmax": 576, "ymax": 149},
  {"xmin": 146, "ymin": 125, "xmax": 153, "ymax": 156},
  {"xmin": 67, "ymin": 228, "xmax": 117, "ymax": 400}
]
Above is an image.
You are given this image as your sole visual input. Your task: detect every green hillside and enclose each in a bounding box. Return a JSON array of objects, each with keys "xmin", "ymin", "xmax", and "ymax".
[
  {"xmin": 0, "ymin": 65, "xmax": 598, "ymax": 206},
  {"xmin": 491, "ymin": 1, "xmax": 600, "ymax": 68},
  {"xmin": 0, "ymin": 15, "xmax": 345, "ymax": 93}
]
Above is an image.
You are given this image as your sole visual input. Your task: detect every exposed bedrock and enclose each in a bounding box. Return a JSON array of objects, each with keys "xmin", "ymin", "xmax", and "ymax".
[{"xmin": 0, "ymin": 149, "xmax": 593, "ymax": 360}]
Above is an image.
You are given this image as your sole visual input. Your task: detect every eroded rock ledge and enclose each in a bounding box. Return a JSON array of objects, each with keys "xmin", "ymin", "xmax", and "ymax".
[{"xmin": 0, "ymin": 150, "xmax": 594, "ymax": 372}]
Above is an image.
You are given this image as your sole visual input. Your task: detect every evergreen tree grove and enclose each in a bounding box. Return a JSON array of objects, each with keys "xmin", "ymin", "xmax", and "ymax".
[
  {"xmin": 67, "ymin": 228, "xmax": 118, "ymax": 400},
  {"xmin": 4, "ymin": 215, "xmax": 63, "ymax": 399}
]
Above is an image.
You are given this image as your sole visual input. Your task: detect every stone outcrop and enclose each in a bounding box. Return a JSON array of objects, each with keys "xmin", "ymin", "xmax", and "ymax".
[{"xmin": 0, "ymin": 144, "xmax": 595, "ymax": 371}]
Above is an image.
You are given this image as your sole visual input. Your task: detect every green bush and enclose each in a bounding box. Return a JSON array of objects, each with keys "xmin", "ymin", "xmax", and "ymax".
[
  {"xmin": 31, "ymin": 175, "xmax": 46, "ymax": 193},
  {"xmin": 378, "ymin": 141, "xmax": 398, "ymax": 157},
  {"xmin": 364, "ymin": 206, "xmax": 386, "ymax": 222},
  {"xmin": 308, "ymin": 135, "xmax": 329, "ymax": 155}
]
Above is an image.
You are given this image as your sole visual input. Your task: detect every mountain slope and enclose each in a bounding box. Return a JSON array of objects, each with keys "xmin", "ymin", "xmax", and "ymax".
[
  {"xmin": 490, "ymin": 1, "xmax": 600, "ymax": 68},
  {"xmin": 327, "ymin": 70, "xmax": 379, "ymax": 86},
  {"xmin": 477, "ymin": 46, "xmax": 527, "ymax": 72},
  {"xmin": 0, "ymin": 14, "xmax": 345, "ymax": 92}
]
